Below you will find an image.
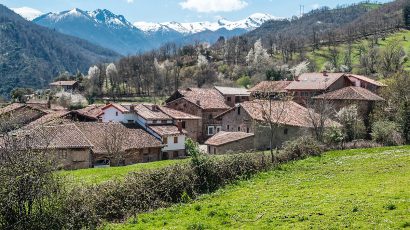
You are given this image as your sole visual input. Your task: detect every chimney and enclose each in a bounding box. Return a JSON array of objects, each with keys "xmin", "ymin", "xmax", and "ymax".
[
  {"xmin": 152, "ymin": 104, "xmax": 158, "ymax": 111},
  {"xmin": 323, "ymin": 71, "xmax": 328, "ymax": 77},
  {"xmin": 196, "ymin": 100, "xmax": 201, "ymax": 106},
  {"xmin": 177, "ymin": 120, "xmax": 183, "ymax": 133},
  {"xmin": 130, "ymin": 105, "xmax": 135, "ymax": 111}
]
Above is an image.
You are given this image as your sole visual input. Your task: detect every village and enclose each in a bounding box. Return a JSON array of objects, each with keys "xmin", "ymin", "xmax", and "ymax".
[{"xmin": 0, "ymin": 72, "xmax": 386, "ymax": 170}]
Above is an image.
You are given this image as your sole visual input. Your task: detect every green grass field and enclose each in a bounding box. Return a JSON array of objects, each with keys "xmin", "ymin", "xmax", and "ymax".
[
  {"xmin": 106, "ymin": 146, "xmax": 410, "ymax": 229},
  {"xmin": 61, "ymin": 159, "xmax": 186, "ymax": 185}
]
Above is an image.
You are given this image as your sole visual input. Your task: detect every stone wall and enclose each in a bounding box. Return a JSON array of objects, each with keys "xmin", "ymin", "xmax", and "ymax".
[
  {"xmin": 254, "ymin": 124, "xmax": 309, "ymax": 150},
  {"xmin": 208, "ymin": 135, "xmax": 255, "ymax": 155},
  {"xmin": 56, "ymin": 148, "xmax": 91, "ymax": 170},
  {"xmin": 221, "ymin": 106, "xmax": 254, "ymax": 133}
]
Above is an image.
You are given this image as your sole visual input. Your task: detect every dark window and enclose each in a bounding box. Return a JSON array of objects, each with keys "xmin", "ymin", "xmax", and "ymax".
[
  {"xmin": 227, "ymin": 125, "xmax": 230, "ymax": 130},
  {"xmin": 284, "ymin": 128, "xmax": 288, "ymax": 135},
  {"xmin": 163, "ymin": 137, "xmax": 168, "ymax": 144},
  {"xmin": 227, "ymin": 97, "xmax": 231, "ymax": 102},
  {"xmin": 182, "ymin": 121, "xmax": 186, "ymax": 129},
  {"xmin": 237, "ymin": 107, "xmax": 241, "ymax": 115},
  {"xmin": 174, "ymin": 136, "xmax": 178, "ymax": 143},
  {"xmin": 238, "ymin": 127, "xmax": 241, "ymax": 131},
  {"xmin": 127, "ymin": 120, "xmax": 134, "ymax": 123},
  {"xmin": 246, "ymin": 127, "xmax": 250, "ymax": 133},
  {"xmin": 115, "ymin": 111, "xmax": 118, "ymax": 116},
  {"xmin": 209, "ymin": 114, "xmax": 213, "ymax": 119},
  {"xmin": 214, "ymin": 148, "xmax": 216, "ymax": 154}
]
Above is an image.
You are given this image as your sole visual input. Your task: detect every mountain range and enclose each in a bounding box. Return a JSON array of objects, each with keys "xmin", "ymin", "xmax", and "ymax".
[
  {"xmin": 25, "ymin": 8, "xmax": 276, "ymax": 55},
  {"xmin": 0, "ymin": 4, "xmax": 120, "ymax": 98}
]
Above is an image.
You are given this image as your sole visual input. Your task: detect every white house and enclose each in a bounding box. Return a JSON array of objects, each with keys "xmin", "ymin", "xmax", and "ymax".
[{"xmin": 98, "ymin": 103, "xmax": 187, "ymax": 158}]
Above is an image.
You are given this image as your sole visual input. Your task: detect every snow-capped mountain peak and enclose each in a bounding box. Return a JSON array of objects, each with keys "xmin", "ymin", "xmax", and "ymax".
[
  {"xmin": 12, "ymin": 7, "xmax": 43, "ymax": 20},
  {"xmin": 133, "ymin": 13, "xmax": 278, "ymax": 34}
]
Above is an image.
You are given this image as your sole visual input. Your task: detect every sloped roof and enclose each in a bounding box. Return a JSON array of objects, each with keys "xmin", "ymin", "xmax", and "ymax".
[
  {"xmin": 313, "ymin": 86, "xmax": 385, "ymax": 101},
  {"xmin": 176, "ymin": 88, "xmax": 230, "ymax": 110},
  {"xmin": 132, "ymin": 104, "xmax": 171, "ymax": 120},
  {"xmin": 346, "ymin": 74, "xmax": 386, "ymax": 87},
  {"xmin": 0, "ymin": 103, "xmax": 25, "ymax": 116},
  {"xmin": 72, "ymin": 104, "xmax": 105, "ymax": 120},
  {"xmin": 205, "ymin": 131, "xmax": 254, "ymax": 146},
  {"xmin": 49, "ymin": 81, "xmax": 78, "ymax": 86},
  {"xmin": 75, "ymin": 122, "xmax": 163, "ymax": 154},
  {"xmin": 286, "ymin": 73, "xmax": 345, "ymax": 90},
  {"xmin": 158, "ymin": 106, "xmax": 201, "ymax": 120},
  {"xmin": 148, "ymin": 125, "xmax": 187, "ymax": 137},
  {"xmin": 238, "ymin": 100, "xmax": 338, "ymax": 128},
  {"xmin": 214, "ymin": 86, "xmax": 250, "ymax": 96},
  {"xmin": 100, "ymin": 103, "xmax": 129, "ymax": 113},
  {"xmin": 9, "ymin": 124, "xmax": 93, "ymax": 149},
  {"xmin": 20, "ymin": 110, "xmax": 70, "ymax": 130},
  {"xmin": 249, "ymin": 81, "xmax": 292, "ymax": 93}
]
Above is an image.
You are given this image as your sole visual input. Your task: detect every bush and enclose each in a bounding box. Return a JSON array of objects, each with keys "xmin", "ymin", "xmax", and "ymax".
[
  {"xmin": 371, "ymin": 121, "xmax": 403, "ymax": 146},
  {"xmin": 282, "ymin": 136, "xmax": 323, "ymax": 161}
]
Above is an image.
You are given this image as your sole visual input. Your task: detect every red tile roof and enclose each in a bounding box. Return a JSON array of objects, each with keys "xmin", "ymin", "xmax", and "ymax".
[
  {"xmin": 346, "ymin": 74, "xmax": 386, "ymax": 87},
  {"xmin": 131, "ymin": 104, "xmax": 171, "ymax": 120},
  {"xmin": 0, "ymin": 103, "xmax": 25, "ymax": 115},
  {"xmin": 148, "ymin": 125, "xmax": 187, "ymax": 137},
  {"xmin": 286, "ymin": 73, "xmax": 345, "ymax": 90},
  {"xmin": 20, "ymin": 110, "xmax": 70, "ymax": 130},
  {"xmin": 312, "ymin": 86, "xmax": 385, "ymax": 101},
  {"xmin": 177, "ymin": 88, "xmax": 230, "ymax": 110},
  {"xmin": 158, "ymin": 106, "xmax": 201, "ymax": 120},
  {"xmin": 205, "ymin": 131, "xmax": 254, "ymax": 146},
  {"xmin": 72, "ymin": 104, "xmax": 105, "ymax": 120},
  {"xmin": 10, "ymin": 124, "xmax": 93, "ymax": 149},
  {"xmin": 237, "ymin": 100, "xmax": 338, "ymax": 128},
  {"xmin": 249, "ymin": 81, "xmax": 292, "ymax": 93},
  {"xmin": 100, "ymin": 103, "xmax": 129, "ymax": 114},
  {"xmin": 75, "ymin": 122, "xmax": 163, "ymax": 154}
]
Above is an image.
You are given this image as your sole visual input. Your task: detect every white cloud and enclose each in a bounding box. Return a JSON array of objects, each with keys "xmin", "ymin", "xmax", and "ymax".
[
  {"xmin": 179, "ymin": 0, "xmax": 248, "ymax": 13},
  {"xmin": 311, "ymin": 4, "xmax": 320, "ymax": 10},
  {"xmin": 11, "ymin": 7, "xmax": 43, "ymax": 21},
  {"xmin": 126, "ymin": 0, "xmax": 134, "ymax": 3}
]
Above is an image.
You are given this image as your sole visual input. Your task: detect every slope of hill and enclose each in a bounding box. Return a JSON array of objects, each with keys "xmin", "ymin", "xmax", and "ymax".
[
  {"xmin": 110, "ymin": 146, "xmax": 410, "ymax": 229},
  {"xmin": 0, "ymin": 5, "xmax": 121, "ymax": 98}
]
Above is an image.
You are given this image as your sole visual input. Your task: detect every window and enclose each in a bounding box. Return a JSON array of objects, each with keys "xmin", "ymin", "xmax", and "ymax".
[
  {"xmin": 227, "ymin": 125, "xmax": 230, "ymax": 130},
  {"xmin": 246, "ymin": 127, "xmax": 250, "ymax": 133},
  {"xmin": 216, "ymin": 126, "xmax": 221, "ymax": 133},
  {"xmin": 163, "ymin": 137, "xmax": 168, "ymax": 144},
  {"xmin": 127, "ymin": 120, "xmax": 134, "ymax": 124},
  {"xmin": 237, "ymin": 107, "xmax": 241, "ymax": 115},
  {"xmin": 60, "ymin": 150, "xmax": 68, "ymax": 159},
  {"xmin": 284, "ymin": 128, "xmax": 288, "ymax": 135},
  {"xmin": 182, "ymin": 121, "xmax": 186, "ymax": 129},
  {"xmin": 153, "ymin": 120, "xmax": 157, "ymax": 124},
  {"xmin": 238, "ymin": 127, "xmax": 241, "ymax": 131},
  {"xmin": 227, "ymin": 97, "xmax": 232, "ymax": 102},
  {"xmin": 214, "ymin": 148, "xmax": 216, "ymax": 154},
  {"xmin": 174, "ymin": 136, "xmax": 178, "ymax": 144},
  {"xmin": 208, "ymin": 126, "xmax": 215, "ymax": 135},
  {"xmin": 208, "ymin": 114, "xmax": 213, "ymax": 120},
  {"xmin": 115, "ymin": 111, "xmax": 118, "ymax": 116}
]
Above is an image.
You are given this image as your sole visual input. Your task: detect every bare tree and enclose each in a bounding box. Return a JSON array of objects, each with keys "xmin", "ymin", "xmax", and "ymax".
[
  {"xmin": 306, "ymin": 95, "xmax": 336, "ymax": 143},
  {"xmin": 102, "ymin": 123, "xmax": 129, "ymax": 166}
]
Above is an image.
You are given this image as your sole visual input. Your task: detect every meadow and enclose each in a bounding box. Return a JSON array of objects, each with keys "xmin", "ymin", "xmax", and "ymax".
[{"xmin": 105, "ymin": 146, "xmax": 410, "ymax": 229}]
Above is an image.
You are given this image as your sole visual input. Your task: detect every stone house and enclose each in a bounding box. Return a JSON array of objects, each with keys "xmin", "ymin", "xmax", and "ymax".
[
  {"xmin": 69, "ymin": 104, "xmax": 105, "ymax": 122},
  {"xmin": 1, "ymin": 124, "xmax": 93, "ymax": 170},
  {"xmin": 214, "ymin": 86, "xmax": 250, "ymax": 107},
  {"xmin": 166, "ymin": 88, "xmax": 231, "ymax": 143},
  {"xmin": 205, "ymin": 131, "xmax": 254, "ymax": 154},
  {"xmin": 49, "ymin": 80, "xmax": 79, "ymax": 92},
  {"xmin": 217, "ymin": 100, "xmax": 338, "ymax": 149},
  {"xmin": 75, "ymin": 122, "xmax": 164, "ymax": 166},
  {"xmin": 285, "ymin": 72, "xmax": 386, "ymax": 105},
  {"xmin": 0, "ymin": 103, "xmax": 47, "ymax": 132}
]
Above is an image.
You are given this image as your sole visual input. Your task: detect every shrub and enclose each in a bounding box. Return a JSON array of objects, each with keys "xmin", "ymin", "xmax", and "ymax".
[
  {"xmin": 324, "ymin": 125, "xmax": 345, "ymax": 146},
  {"xmin": 336, "ymin": 105, "xmax": 366, "ymax": 141},
  {"xmin": 371, "ymin": 121, "xmax": 403, "ymax": 146},
  {"xmin": 282, "ymin": 136, "xmax": 323, "ymax": 161}
]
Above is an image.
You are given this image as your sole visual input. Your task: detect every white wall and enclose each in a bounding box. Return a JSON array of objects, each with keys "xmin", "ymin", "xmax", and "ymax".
[
  {"xmin": 163, "ymin": 134, "xmax": 186, "ymax": 151},
  {"xmin": 101, "ymin": 107, "xmax": 125, "ymax": 123}
]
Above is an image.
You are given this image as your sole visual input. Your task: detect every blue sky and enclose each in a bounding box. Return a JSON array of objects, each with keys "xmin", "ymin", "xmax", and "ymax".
[{"xmin": 1, "ymin": 0, "xmax": 392, "ymax": 22}]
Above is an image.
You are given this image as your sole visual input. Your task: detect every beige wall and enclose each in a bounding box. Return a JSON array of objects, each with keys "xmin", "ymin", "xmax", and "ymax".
[
  {"xmin": 55, "ymin": 148, "xmax": 91, "ymax": 170},
  {"xmin": 253, "ymin": 124, "xmax": 308, "ymax": 150}
]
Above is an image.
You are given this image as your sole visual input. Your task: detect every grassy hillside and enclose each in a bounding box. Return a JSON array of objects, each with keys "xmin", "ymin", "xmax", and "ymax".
[
  {"xmin": 306, "ymin": 29, "xmax": 410, "ymax": 73},
  {"xmin": 107, "ymin": 146, "xmax": 410, "ymax": 229},
  {"xmin": 61, "ymin": 159, "xmax": 186, "ymax": 185}
]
